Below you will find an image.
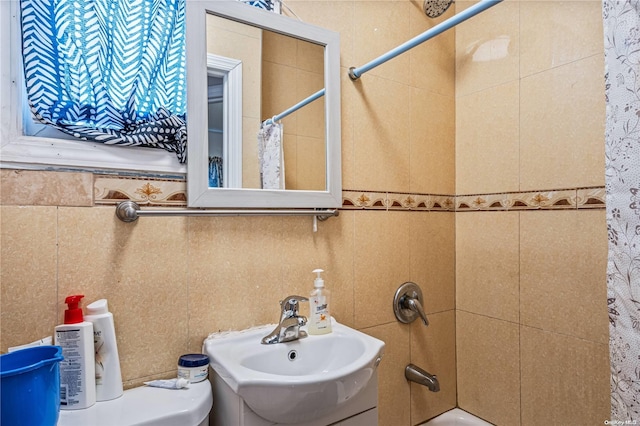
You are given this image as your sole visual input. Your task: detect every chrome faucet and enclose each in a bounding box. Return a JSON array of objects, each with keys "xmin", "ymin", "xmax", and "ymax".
[{"xmin": 261, "ymin": 295, "xmax": 309, "ymax": 344}]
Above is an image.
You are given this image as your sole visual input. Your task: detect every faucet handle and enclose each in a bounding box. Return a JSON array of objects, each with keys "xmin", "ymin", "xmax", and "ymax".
[
  {"xmin": 393, "ymin": 282, "xmax": 429, "ymax": 326},
  {"xmin": 403, "ymin": 296, "xmax": 429, "ymax": 326},
  {"xmin": 280, "ymin": 295, "xmax": 308, "ymax": 316}
]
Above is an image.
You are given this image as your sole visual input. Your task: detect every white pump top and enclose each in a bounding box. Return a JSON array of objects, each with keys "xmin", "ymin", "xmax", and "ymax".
[{"xmin": 313, "ymin": 268, "xmax": 325, "ymax": 288}]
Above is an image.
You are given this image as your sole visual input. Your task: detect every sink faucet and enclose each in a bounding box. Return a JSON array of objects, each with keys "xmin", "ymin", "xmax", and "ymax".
[{"xmin": 261, "ymin": 295, "xmax": 309, "ymax": 344}]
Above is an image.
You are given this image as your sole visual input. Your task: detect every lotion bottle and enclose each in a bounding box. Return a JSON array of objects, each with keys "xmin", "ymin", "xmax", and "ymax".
[
  {"xmin": 85, "ymin": 299, "xmax": 123, "ymax": 401},
  {"xmin": 55, "ymin": 295, "xmax": 96, "ymax": 410},
  {"xmin": 308, "ymin": 269, "xmax": 332, "ymax": 335}
]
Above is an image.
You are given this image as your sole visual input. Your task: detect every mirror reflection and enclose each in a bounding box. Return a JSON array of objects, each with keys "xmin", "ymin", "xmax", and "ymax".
[
  {"xmin": 207, "ymin": 75, "xmax": 224, "ymax": 187},
  {"xmin": 206, "ymin": 13, "xmax": 326, "ymax": 191}
]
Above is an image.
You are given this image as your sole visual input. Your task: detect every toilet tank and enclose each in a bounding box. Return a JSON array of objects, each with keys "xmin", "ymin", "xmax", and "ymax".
[{"xmin": 58, "ymin": 379, "xmax": 212, "ymax": 426}]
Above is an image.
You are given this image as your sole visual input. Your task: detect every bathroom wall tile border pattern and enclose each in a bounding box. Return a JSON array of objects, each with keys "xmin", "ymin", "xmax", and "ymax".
[
  {"xmin": 342, "ymin": 191, "xmax": 456, "ymax": 211},
  {"xmin": 88, "ymin": 176, "xmax": 610, "ymax": 211},
  {"xmin": 454, "ymin": 187, "xmax": 606, "ymax": 212},
  {"xmin": 94, "ymin": 175, "xmax": 187, "ymax": 206},
  {"xmin": 96, "ymin": 178, "xmax": 603, "ymax": 212},
  {"xmin": 2, "ymin": 171, "xmax": 605, "ymax": 211},
  {"xmin": 342, "ymin": 187, "xmax": 605, "ymax": 212}
]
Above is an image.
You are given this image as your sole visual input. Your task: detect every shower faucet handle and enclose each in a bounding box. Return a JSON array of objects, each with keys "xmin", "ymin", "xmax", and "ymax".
[
  {"xmin": 403, "ymin": 295, "xmax": 429, "ymax": 326},
  {"xmin": 393, "ymin": 282, "xmax": 429, "ymax": 326}
]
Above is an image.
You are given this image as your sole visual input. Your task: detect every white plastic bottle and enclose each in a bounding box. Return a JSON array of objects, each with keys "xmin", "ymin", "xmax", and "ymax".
[
  {"xmin": 308, "ymin": 269, "xmax": 332, "ymax": 335},
  {"xmin": 85, "ymin": 299, "xmax": 123, "ymax": 401},
  {"xmin": 55, "ymin": 295, "xmax": 96, "ymax": 410}
]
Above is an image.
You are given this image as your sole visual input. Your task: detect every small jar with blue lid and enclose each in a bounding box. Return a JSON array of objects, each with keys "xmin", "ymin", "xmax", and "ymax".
[{"xmin": 177, "ymin": 354, "xmax": 209, "ymax": 383}]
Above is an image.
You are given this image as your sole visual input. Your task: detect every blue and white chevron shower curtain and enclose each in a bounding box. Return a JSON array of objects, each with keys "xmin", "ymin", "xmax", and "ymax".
[{"xmin": 20, "ymin": 0, "xmax": 187, "ymax": 162}]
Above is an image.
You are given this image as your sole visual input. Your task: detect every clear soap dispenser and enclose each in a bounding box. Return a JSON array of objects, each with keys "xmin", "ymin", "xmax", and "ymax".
[{"xmin": 308, "ymin": 268, "xmax": 332, "ymax": 335}]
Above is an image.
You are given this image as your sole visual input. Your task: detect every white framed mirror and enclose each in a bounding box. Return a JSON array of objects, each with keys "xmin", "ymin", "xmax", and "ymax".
[{"xmin": 186, "ymin": 1, "xmax": 341, "ymax": 208}]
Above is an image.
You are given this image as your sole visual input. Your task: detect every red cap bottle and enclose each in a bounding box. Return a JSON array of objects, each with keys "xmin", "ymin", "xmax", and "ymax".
[
  {"xmin": 64, "ymin": 295, "xmax": 85, "ymax": 324},
  {"xmin": 56, "ymin": 294, "xmax": 96, "ymax": 409}
]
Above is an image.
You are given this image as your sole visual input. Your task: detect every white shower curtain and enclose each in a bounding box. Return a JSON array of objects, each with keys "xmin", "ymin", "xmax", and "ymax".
[{"xmin": 603, "ymin": 0, "xmax": 640, "ymax": 420}]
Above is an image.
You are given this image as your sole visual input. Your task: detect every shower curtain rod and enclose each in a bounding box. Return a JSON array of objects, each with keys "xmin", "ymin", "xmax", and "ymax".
[
  {"xmin": 348, "ymin": 0, "xmax": 503, "ymax": 80},
  {"xmin": 264, "ymin": 88, "xmax": 325, "ymax": 125},
  {"xmin": 115, "ymin": 200, "xmax": 338, "ymax": 222}
]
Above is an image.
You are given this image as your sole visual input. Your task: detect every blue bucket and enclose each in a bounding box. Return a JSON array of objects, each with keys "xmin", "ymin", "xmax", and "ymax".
[{"xmin": 1, "ymin": 345, "xmax": 64, "ymax": 426}]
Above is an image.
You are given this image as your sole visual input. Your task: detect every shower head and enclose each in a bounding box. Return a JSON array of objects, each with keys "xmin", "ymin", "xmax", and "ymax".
[{"xmin": 423, "ymin": 0, "xmax": 453, "ymax": 18}]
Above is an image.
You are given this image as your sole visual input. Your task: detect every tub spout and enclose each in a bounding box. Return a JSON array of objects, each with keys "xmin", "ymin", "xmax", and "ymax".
[{"xmin": 405, "ymin": 364, "xmax": 440, "ymax": 392}]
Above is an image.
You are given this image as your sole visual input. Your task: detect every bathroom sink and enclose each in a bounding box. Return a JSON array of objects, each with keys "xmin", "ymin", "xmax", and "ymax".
[{"xmin": 203, "ymin": 319, "xmax": 385, "ymax": 424}]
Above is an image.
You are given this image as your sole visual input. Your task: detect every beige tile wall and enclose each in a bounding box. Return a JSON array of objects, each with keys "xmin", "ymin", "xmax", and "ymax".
[
  {"xmin": 455, "ymin": 1, "xmax": 610, "ymax": 426},
  {"xmin": 0, "ymin": 199, "xmax": 457, "ymax": 424},
  {"xmin": 456, "ymin": 211, "xmax": 610, "ymax": 425},
  {"xmin": 0, "ymin": 2, "xmax": 457, "ymax": 426},
  {"xmin": 1, "ymin": 2, "xmax": 612, "ymax": 426},
  {"xmin": 456, "ymin": 0, "xmax": 605, "ymax": 195}
]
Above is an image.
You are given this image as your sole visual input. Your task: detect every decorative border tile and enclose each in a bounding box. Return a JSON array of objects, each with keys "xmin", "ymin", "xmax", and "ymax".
[
  {"xmin": 386, "ymin": 193, "xmax": 455, "ymax": 211},
  {"xmin": 1, "ymin": 169, "xmax": 605, "ymax": 212},
  {"xmin": 342, "ymin": 191, "xmax": 455, "ymax": 211},
  {"xmin": 343, "ymin": 187, "xmax": 605, "ymax": 212},
  {"xmin": 94, "ymin": 176, "xmax": 187, "ymax": 206},
  {"xmin": 456, "ymin": 193, "xmax": 508, "ymax": 211},
  {"xmin": 504, "ymin": 189, "xmax": 577, "ymax": 210},
  {"xmin": 576, "ymin": 187, "xmax": 606, "ymax": 209},
  {"xmin": 93, "ymin": 175, "xmax": 606, "ymax": 212},
  {"xmin": 342, "ymin": 191, "xmax": 388, "ymax": 209}
]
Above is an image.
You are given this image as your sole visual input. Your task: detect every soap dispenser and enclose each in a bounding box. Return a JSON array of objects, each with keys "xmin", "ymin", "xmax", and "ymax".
[
  {"xmin": 55, "ymin": 295, "xmax": 96, "ymax": 410},
  {"xmin": 308, "ymin": 269, "xmax": 332, "ymax": 335}
]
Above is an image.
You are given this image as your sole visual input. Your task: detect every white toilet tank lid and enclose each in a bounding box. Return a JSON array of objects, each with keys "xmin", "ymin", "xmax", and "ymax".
[{"xmin": 58, "ymin": 379, "xmax": 213, "ymax": 426}]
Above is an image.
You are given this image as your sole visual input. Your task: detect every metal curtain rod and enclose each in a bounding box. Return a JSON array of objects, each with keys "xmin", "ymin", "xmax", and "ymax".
[
  {"xmin": 115, "ymin": 201, "xmax": 339, "ymax": 222},
  {"xmin": 348, "ymin": 0, "xmax": 503, "ymax": 80},
  {"xmin": 264, "ymin": 88, "xmax": 326, "ymax": 125}
]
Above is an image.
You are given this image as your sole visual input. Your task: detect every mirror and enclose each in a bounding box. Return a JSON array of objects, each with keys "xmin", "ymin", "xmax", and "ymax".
[{"xmin": 186, "ymin": 1, "xmax": 341, "ymax": 208}]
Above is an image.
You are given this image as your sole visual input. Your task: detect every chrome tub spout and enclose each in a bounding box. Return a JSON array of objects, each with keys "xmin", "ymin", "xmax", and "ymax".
[{"xmin": 405, "ymin": 364, "xmax": 440, "ymax": 392}]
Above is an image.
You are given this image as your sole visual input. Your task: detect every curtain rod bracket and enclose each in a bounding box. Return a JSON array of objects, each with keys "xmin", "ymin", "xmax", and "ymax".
[
  {"xmin": 348, "ymin": 67, "xmax": 360, "ymax": 81},
  {"xmin": 316, "ymin": 211, "xmax": 337, "ymax": 221}
]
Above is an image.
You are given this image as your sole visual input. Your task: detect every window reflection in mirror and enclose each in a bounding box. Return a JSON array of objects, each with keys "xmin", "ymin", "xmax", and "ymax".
[
  {"xmin": 205, "ymin": 52, "xmax": 242, "ymax": 189},
  {"xmin": 207, "ymin": 75, "xmax": 224, "ymax": 188},
  {"xmin": 206, "ymin": 13, "xmax": 326, "ymax": 191}
]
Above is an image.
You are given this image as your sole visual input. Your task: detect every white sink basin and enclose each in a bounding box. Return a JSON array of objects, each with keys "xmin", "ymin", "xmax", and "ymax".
[{"xmin": 203, "ymin": 319, "xmax": 385, "ymax": 424}]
